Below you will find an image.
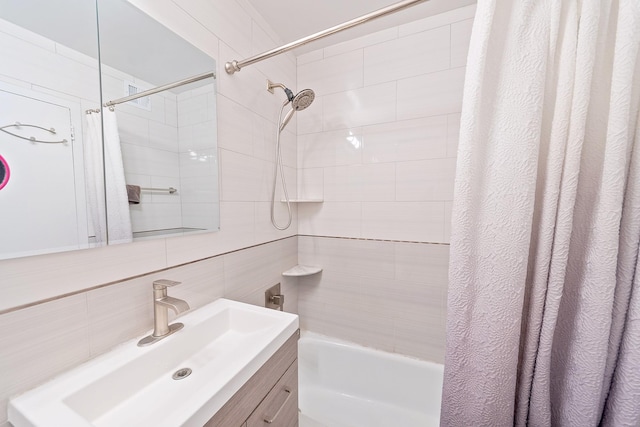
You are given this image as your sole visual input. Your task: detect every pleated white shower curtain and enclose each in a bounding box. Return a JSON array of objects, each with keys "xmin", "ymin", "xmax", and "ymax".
[
  {"xmin": 84, "ymin": 109, "xmax": 132, "ymax": 245},
  {"xmin": 441, "ymin": 0, "xmax": 640, "ymax": 426}
]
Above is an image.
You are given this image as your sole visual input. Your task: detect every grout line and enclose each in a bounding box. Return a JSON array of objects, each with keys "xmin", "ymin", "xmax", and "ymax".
[{"xmin": 297, "ymin": 234, "xmax": 450, "ymax": 245}]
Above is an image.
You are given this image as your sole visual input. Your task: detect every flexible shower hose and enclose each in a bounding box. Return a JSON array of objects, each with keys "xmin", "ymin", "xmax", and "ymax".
[{"xmin": 270, "ymin": 100, "xmax": 292, "ymax": 230}]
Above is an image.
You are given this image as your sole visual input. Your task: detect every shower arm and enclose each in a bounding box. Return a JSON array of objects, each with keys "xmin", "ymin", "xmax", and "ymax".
[{"xmin": 225, "ymin": 0, "xmax": 429, "ymax": 74}]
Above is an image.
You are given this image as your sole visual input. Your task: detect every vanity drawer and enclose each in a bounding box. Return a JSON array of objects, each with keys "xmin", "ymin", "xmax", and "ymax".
[
  {"xmin": 247, "ymin": 361, "xmax": 298, "ymax": 427},
  {"xmin": 204, "ymin": 330, "xmax": 299, "ymax": 427}
]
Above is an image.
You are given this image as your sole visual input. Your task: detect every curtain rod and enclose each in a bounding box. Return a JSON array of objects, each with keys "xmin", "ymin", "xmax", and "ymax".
[
  {"xmin": 225, "ymin": 0, "xmax": 429, "ymax": 75},
  {"xmin": 104, "ymin": 71, "xmax": 216, "ymax": 108}
]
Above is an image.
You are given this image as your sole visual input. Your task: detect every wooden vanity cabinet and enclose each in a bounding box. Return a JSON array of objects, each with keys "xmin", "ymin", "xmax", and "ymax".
[{"xmin": 205, "ymin": 330, "xmax": 299, "ymax": 427}]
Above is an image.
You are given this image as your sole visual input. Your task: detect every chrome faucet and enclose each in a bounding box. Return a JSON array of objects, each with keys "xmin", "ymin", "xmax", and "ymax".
[{"xmin": 138, "ymin": 279, "xmax": 190, "ymax": 347}]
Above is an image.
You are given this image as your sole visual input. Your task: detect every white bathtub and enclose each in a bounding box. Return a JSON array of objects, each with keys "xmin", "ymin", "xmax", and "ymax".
[{"xmin": 298, "ymin": 332, "xmax": 444, "ymax": 427}]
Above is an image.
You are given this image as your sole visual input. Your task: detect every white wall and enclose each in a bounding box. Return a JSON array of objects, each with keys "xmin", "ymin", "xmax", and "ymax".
[
  {"xmin": 0, "ymin": 0, "xmax": 299, "ymax": 424},
  {"xmin": 295, "ymin": 5, "xmax": 475, "ymax": 362},
  {"xmin": 0, "ymin": 238, "xmax": 298, "ymax": 425},
  {"xmin": 0, "ymin": 0, "xmax": 298, "ymax": 312},
  {"xmin": 0, "ymin": 14, "xmax": 219, "ymax": 243},
  {"xmin": 104, "ymin": 70, "xmax": 184, "ymax": 235},
  {"xmin": 0, "ymin": 17, "xmax": 99, "ymax": 258},
  {"xmin": 104, "ymin": 67, "xmax": 219, "ymax": 236},
  {"xmin": 177, "ymin": 84, "xmax": 219, "ymax": 231}
]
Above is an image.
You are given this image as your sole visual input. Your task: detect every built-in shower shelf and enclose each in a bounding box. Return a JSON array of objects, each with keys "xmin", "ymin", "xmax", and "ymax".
[
  {"xmin": 282, "ymin": 265, "xmax": 323, "ymax": 277},
  {"xmin": 280, "ymin": 199, "xmax": 323, "ymax": 203}
]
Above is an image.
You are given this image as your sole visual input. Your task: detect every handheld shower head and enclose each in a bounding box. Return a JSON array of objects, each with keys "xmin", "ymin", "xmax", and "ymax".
[
  {"xmin": 268, "ymin": 82, "xmax": 316, "ymax": 231},
  {"xmin": 292, "ymin": 89, "xmax": 315, "ymax": 111},
  {"xmin": 279, "ymin": 88, "xmax": 315, "ymax": 130},
  {"xmin": 267, "ymin": 80, "xmax": 316, "ymax": 130}
]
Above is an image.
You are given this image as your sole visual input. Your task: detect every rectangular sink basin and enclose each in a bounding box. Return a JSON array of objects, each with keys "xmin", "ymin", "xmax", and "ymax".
[{"xmin": 9, "ymin": 298, "xmax": 299, "ymax": 427}]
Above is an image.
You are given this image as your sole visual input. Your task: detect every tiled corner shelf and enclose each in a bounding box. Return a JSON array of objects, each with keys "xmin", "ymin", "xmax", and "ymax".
[
  {"xmin": 282, "ymin": 265, "xmax": 323, "ymax": 277},
  {"xmin": 280, "ymin": 199, "xmax": 323, "ymax": 203}
]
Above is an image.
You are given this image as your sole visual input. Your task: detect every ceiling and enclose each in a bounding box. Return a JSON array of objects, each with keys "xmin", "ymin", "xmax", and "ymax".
[{"xmin": 246, "ymin": 0, "xmax": 476, "ymax": 55}]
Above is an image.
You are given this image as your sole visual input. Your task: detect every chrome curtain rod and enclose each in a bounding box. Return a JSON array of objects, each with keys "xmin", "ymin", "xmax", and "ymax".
[
  {"xmin": 225, "ymin": 0, "xmax": 429, "ymax": 74},
  {"xmin": 104, "ymin": 71, "xmax": 216, "ymax": 108}
]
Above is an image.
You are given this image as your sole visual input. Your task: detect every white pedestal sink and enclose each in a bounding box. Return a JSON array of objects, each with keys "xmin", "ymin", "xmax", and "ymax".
[{"xmin": 8, "ymin": 299, "xmax": 299, "ymax": 427}]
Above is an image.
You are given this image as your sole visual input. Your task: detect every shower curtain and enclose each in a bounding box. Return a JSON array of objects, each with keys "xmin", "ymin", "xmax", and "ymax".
[
  {"xmin": 441, "ymin": 1, "xmax": 640, "ymax": 426},
  {"xmin": 84, "ymin": 109, "xmax": 132, "ymax": 245}
]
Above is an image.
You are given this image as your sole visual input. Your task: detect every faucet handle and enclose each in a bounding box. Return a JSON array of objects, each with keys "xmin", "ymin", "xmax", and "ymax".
[{"xmin": 153, "ymin": 279, "xmax": 182, "ymax": 290}]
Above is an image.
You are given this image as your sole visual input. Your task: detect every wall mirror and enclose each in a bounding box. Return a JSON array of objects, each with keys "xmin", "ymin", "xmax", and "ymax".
[
  {"xmin": 0, "ymin": 0, "xmax": 102, "ymax": 260},
  {"xmin": 97, "ymin": 0, "xmax": 219, "ymax": 243},
  {"xmin": 0, "ymin": 0, "xmax": 219, "ymax": 261}
]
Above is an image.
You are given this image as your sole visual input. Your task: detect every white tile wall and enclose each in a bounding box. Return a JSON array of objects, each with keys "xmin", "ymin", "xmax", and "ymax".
[
  {"xmin": 298, "ymin": 127, "xmax": 363, "ymax": 168},
  {"xmin": 323, "ymin": 163, "xmax": 396, "ymax": 202},
  {"xmin": 363, "ymin": 25, "xmax": 450, "ymax": 86},
  {"xmin": 324, "ymin": 27, "xmax": 399, "ymax": 59},
  {"xmin": 451, "ymin": 19, "xmax": 474, "ymax": 68},
  {"xmin": 397, "ymin": 67, "xmax": 466, "ymax": 120},
  {"xmin": 0, "ymin": 0, "xmax": 301, "ymax": 422},
  {"xmin": 323, "ymin": 82, "xmax": 397, "ymax": 131},
  {"xmin": 0, "ymin": 24, "xmax": 100, "ymax": 102},
  {"xmin": 177, "ymin": 84, "xmax": 218, "ymax": 231},
  {"xmin": 398, "ymin": 3, "xmax": 476, "ymax": 37},
  {"xmin": 298, "ymin": 50, "xmax": 364, "ymax": 97},
  {"xmin": 217, "ymin": 95, "xmax": 254, "ymax": 156},
  {"xmin": 296, "ymin": 95, "xmax": 323, "ymax": 135},
  {"xmin": 395, "ymin": 158, "xmax": 457, "ymax": 201},
  {"xmin": 298, "ymin": 6, "xmax": 472, "ymax": 244},
  {"xmin": 220, "ymin": 149, "xmax": 271, "ymax": 202},
  {"xmin": 446, "ymin": 112, "xmax": 462, "ymax": 157},
  {"xmin": 0, "ymin": 295, "xmax": 91, "ymax": 425},
  {"xmin": 297, "ymin": 168, "xmax": 324, "ymax": 201},
  {"xmin": 0, "ymin": 238, "xmax": 297, "ymax": 424},
  {"xmin": 298, "ymin": 202, "xmax": 362, "ymax": 238},
  {"xmin": 361, "ymin": 201, "xmax": 446, "ymax": 242},
  {"xmin": 298, "ymin": 236, "xmax": 449, "ymax": 362},
  {"xmin": 362, "ymin": 116, "xmax": 448, "ymax": 164},
  {"xmin": 295, "ymin": 5, "xmax": 475, "ymax": 360},
  {"xmin": 101, "ymin": 61, "xmax": 218, "ymax": 236}
]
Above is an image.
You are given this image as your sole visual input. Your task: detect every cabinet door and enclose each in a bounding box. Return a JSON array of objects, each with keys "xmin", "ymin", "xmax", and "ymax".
[{"xmin": 247, "ymin": 361, "xmax": 298, "ymax": 427}]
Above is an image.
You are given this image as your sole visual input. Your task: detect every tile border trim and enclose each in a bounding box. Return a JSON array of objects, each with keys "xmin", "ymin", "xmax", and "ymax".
[
  {"xmin": 0, "ymin": 236, "xmax": 295, "ymax": 316},
  {"xmin": 2, "ymin": 235, "xmax": 449, "ymax": 315}
]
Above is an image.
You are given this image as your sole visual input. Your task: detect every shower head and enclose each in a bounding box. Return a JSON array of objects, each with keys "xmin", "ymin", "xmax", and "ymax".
[
  {"xmin": 267, "ymin": 80, "xmax": 315, "ymax": 110},
  {"xmin": 280, "ymin": 90, "xmax": 314, "ymax": 131},
  {"xmin": 292, "ymin": 89, "xmax": 315, "ymax": 111}
]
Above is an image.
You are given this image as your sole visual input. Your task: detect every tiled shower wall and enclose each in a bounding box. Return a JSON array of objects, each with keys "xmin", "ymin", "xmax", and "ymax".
[
  {"xmin": 295, "ymin": 5, "xmax": 475, "ymax": 362},
  {"xmin": 176, "ymin": 85, "xmax": 219, "ymax": 231},
  {"xmin": 107, "ymin": 74, "xmax": 183, "ymax": 235}
]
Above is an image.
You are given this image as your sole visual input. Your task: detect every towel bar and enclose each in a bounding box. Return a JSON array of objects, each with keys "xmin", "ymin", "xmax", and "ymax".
[{"xmin": 141, "ymin": 187, "xmax": 178, "ymax": 194}]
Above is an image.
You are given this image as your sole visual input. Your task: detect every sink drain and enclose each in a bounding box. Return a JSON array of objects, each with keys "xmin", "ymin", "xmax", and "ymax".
[{"xmin": 172, "ymin": 368, "xmax": 192, "ymax": 380}]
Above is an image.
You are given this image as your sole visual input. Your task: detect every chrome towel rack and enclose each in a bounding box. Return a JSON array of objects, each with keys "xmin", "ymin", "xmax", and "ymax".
[
  {"xmin": 0, "ymin": 122, "xmax": 67, "ymax": 144},
  {"xmin": 141, "ymin": 186, "xmax": 178, "ymax": 194}
]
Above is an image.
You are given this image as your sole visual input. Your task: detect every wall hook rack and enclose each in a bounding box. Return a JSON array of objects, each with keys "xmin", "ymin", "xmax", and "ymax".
[{"xmin": 0, "ymin": 122, "xmax": 67, "ymax": 144}]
